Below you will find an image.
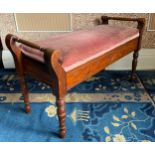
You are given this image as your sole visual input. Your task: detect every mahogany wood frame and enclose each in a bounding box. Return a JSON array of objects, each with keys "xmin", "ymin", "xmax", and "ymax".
[{"xmin": 5, "ymin": 16, "xmax": 145, "ymax": 138}]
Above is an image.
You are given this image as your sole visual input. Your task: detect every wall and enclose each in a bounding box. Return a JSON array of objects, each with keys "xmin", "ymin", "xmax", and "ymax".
[
  {"xmin": 0, "ymin": 13, "xmax": 155, "ymax": 69},
  {"xmin": 148, "ymin": 13, "xmax": 155, "ymax": 30},
  {"xmin": 15, "ymin": 13, "xmax": 71, "ymax": 32},
  {"xmin": 0, "ymin": 13, "xmax": 155, "ymax": 49}
]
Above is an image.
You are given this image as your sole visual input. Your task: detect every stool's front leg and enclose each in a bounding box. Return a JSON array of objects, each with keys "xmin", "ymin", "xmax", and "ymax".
[
  {"xmin": 56, "ymin": 98, "xmax": 66, "ymax": 138},
  {"xmin": 44, "ymin": 49, "xmax": 67, "ymax": 138}
]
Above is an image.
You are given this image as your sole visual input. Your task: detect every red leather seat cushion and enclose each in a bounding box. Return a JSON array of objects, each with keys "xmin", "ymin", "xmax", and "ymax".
[{"xmin": 20, "ymin": 25, "xmax": 139, "ymax": 71}]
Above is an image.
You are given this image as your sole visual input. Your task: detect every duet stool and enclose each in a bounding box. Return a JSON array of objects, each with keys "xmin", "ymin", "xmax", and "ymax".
[{"xmin": 5, "ymin": 16, "xmax": 145, "ymax": 138}]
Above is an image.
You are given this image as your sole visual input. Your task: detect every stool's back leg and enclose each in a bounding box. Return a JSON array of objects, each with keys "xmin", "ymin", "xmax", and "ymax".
[
  {"xmin": 130, "ymin": 19, "xmax": 145, "ymax": 81},
  {"xmin": 131, "ymin": 49, "xmax": 139, "ymax": 80},
  {"xmin": 19, "ymin": 75, "xmax": 30, "ymax": 113},
  {"xmin": 5, "ymin": 34, "xmax": 30, "ymax": 113}
]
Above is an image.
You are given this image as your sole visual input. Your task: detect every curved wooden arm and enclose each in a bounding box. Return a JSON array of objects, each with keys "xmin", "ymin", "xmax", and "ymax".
[
  {"xmin": 5, "ymin": 34, "xmax": 24, "ymax": 73},
  {"xmin": 101, "ymin": 16, "xmax": 145, "ymax": 24},
  {"xmin": 5, "ymin": 33, "xmax": 59, "ymax": 63},
  {"xmin": 5, "ymin": 34, "xmax": 47, "ymax": 53},
  {"xmin": 96, "ymin": 16, "xmax": 145, "ymax": 32}
]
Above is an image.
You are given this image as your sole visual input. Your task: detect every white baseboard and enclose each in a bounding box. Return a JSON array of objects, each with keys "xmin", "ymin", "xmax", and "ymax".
[
  {"xmin": 2, "ymin": 50, "xmax": 15, "ymax": 69},
  {"xmin": 107, "ymin": 48, "xmax": 155, "ymax": 70},
  {"xmin": 2, "ymin": 48, "xmax": 155, "ymax": 70}
]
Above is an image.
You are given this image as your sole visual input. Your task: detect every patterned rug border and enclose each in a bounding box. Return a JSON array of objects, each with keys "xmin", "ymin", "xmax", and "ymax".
[{"xmin": 0, "ymin": 92, "xmax": 150, "ymax": 103}]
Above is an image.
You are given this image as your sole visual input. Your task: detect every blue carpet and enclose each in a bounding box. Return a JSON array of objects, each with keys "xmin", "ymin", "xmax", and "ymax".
[
  {"xmin": 0, "ymin": 70, "xmax": 145, "ymax": 93},
  {"xmin": 138, "ymin": 71, "xmax": 155, "ymax": 101},
  {"xmin": 0, "ymin": 69, "xmax": 155, "ymax": 142}
]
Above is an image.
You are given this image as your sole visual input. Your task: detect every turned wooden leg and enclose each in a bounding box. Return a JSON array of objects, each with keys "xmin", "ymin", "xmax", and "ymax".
[
  {"xmin": 130, "ymin": 50, "xmax": 139, "ymax": 81},
  {"xmin": 56, "ymin": 98, "xmax": 66, "ymax": 138},
  {"xmin": 19, "ymin": 76, "xmax": 30, "ymax": 113}
]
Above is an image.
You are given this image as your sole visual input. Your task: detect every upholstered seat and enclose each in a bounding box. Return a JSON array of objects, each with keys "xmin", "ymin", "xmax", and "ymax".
[{"xmin": 20, "ymin": 25, "xmax": 139, "ymax": 71}]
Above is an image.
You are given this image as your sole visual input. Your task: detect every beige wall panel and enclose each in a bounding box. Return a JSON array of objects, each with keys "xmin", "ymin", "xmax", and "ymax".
[
  {"xmin": 15, "ymin": 13, "xmax": 71, "ymax": 31},
  {"xmin": 0, "ymin": 13, "xmax": 155, "ymax": 49},
  {"xmin": 148, "ymin": 13, "xmax": 155, "ymax": 30}
]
